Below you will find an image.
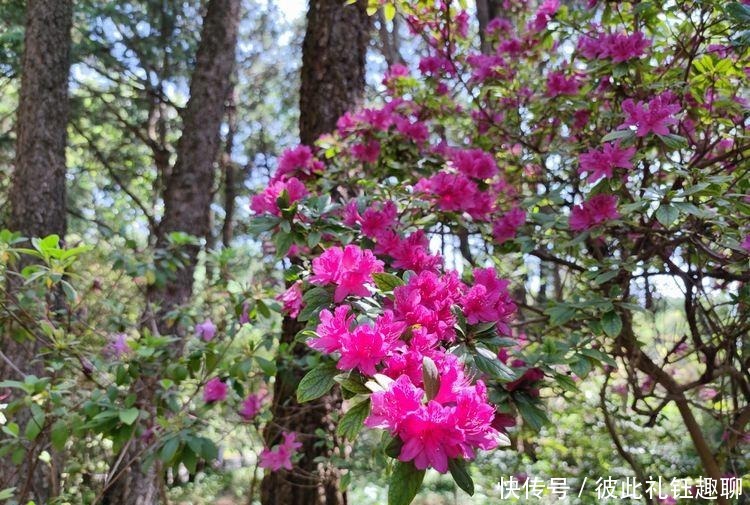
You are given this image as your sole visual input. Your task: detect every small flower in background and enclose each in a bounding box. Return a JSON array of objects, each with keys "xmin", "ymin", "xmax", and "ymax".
[
  {"xmin": 276, "ymin": 281, "xmax": 303, "ymax": 318},
  {"xmin": 619, "ymin": 92, "xmax": 681, "ymax": 137},
  {"xmin": 259, "ymin": 431, "xmax": 303, "ymax": 471},
  {"xmin": 310, "ymin": 244, "xmax": 384, "ymax": 303},
  {"xmin": 698, "ymin": 387, "xmax": 718, "ymax": 401},
  {"xmin": 105, "ymin": 333, "xmax": 131, "ymax": 358},
  {"xmin": 203, "ymin": 377, "xmax": 228, "ymax": 403},
  {"xmin": 741, "ymin": 234, "xmax": 750, "ymax": 252},
  {"xmin": 578, "ymin": 141, "xmax": 636, "ymax": 182},
  {"xmin": 195, "ymin": 318, "xmax": 217, "ymax": 342},
  {"xmin": 239, "ymin": 390, "xmax": 266, "ymax": 422}
]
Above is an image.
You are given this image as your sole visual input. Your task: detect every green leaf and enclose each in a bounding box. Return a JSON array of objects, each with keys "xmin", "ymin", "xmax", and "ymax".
[
  {"xmin": 579, "ymin": 348, "xmax": 617, "ymax": 367},
  {"xmin": 0, "ymin": 488, "xmax": 15, "ymax": 501},
  {"xmin": 448, "ymin": 458, "xmax": 475, "ymax": 496},
  {"xmin": 50, "ymin": 420, "xmax": 68, "ymax": 451},
  {"xmin": 118, "ymin": 408, "xmax": 139, "ymax": 426},
  {"xmin": 25, "ymin": 406, "xmax": 45, "ymax": 441},
  {"xmin": 601, "ymin": 311, "xmax": 623, "ymax": 337},
  {"xmin": 385, "ymin": 436, "xmax": 403, "ymax": 458},
  {"xmin": 337, "ymin": 399, "xmax": 371, "ymax": 440},
  {"xmin": 297, "ymin": 362, "xmax": 338, "ymax": 403},
  {"xmin": 160, "ymin": 437, "xmax": 180, "ymax": 463},
  {"xmin": 388, "ymin": 461, "xmax": 425, "ymax": 505},
  {"xmin": 655, "ymin": 204, "xmax": 679, "ymax": 227},
  {"xmin": 570, "ymin": 357, "xmax": 592, "ymax": 379},
  {"xmin": 298, "ymin": 286, "xmax": 332, "ymax": 321},
  {"xmin": 727, "ymin": 2, "xmax": 750, "ymax": 23},
  {"xmin": 515, "ymin": 395, "xmax": 549, "ymax": 431},
  {"xmin": 473, "ymin": 346, "xmax": 517, "ymax": 382},
  {"xmin": 383, "ymin": 3, "xmax": 396, "ymax": 21},
  {"xmin": 658, "ymin": 134, "xmax": 688, "ymax": 150},
  {"xmin": 601, "ymin": 129, "xmax": 635, "ymax": 143},
  {"xmin": 372, "ymin": 272, "xmax": 405, "ymax": 292}
]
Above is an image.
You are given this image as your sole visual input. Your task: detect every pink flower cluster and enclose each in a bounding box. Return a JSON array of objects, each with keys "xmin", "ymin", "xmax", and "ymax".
[
  {"xmin": 276, "ymin": 281, "xmax": 303, "ymax": 318},
  {"xmin": 460, "ymin": 268, "xmax": 517, "ymax": 334},
  {"xmin": 569, "ymin": 194, "xmax": 620, "ymax": 231},
  {"xmin": 365, "ymin": 372, "xmax": 502, "ymax": 473},
  {"xmin": 620, "ymin": 92, "xmax": 681, "ymax": 137},
  {"xmin": 310, "ymin": 245, "xmax": 384, "ymax": 302},
  {"xmin": 546, "ymin": 71, "xmax": 580, "ymax": 97},
  {"xmin": 203, "ymin": 377, "xmax": 228, "ymax": 403},
  {"xmin": 578, "ymin": 30, "xmax": 651, "ymax": 62},
  {"xmin": 493, "ymin": 207, "xmax": 526, "ymax": 244},
  {"xmin": 274, "ymin": 145, "xmax": 323, "ymax": 181},
  {"xmin": 250, "ymin": 177, "xmax": 308, "ymax": 216},
  {"xmin": 578, "ymin": 141, "xmax": 636, "ymax": 182},
  {"xmin": 259, "ymin": 431, "xmax": 303, "ymax": 471},
  {"xmin": 451, "ymin": 148, "xmax": 499, "ymax": 179},
  {"xmin": 415, "ymin": 172, "xmax": 496, "ymax": 220}
]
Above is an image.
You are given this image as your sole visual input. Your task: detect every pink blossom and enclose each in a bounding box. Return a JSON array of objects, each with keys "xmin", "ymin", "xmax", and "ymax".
[
  {"xmin": 259, "ymin": 431, "xmax": 303, "ymax": 471},
  {"xmin": 453, "ymin": 381, "xmax": 502, "ymax": 458},
  {"xmin": 619, "ymin": 92, "xmax": 681, "ymax": 137},
  {"xmin": 395, "ymin": 117, "xmax": 429, "ymax": 144},
  {"xmin": 386, "ymin": 231, "xmax": 443, "ymax": 273},
  {"xmin": 365, "ymin": 375, "xmax": 424, "ymax": 432},
  {"xmin": 393, "ymin": 270, "xmax": 461, "ymax": 342},
  {"xmin": 250, "ymin": 177, "xmax": 308, "ymax": 216},
  {"xmin": 337, "ymin": 313, "xmax": 405, "ymax": 376},
  {"xmin": 415, "ymin": 172, "xmax": 495, "ymax": 220},
  {"xmin": 418, "ymin": 55, "xmax": 454, "ymax": 77},
  {"xmin": 398, "ymin": 401, "xmax": 464, "ymax": 473},
  {"xmin": 383, "ymin": 63, "xmax": 410, "ymax": 87},
  {"xmin": 105, "ymin": 333, "xmax": 131, "ymax": 358},
  {"xmin": 698, "ymin": 387, "xmax": 718, "ymax": 401},
  {"xmin": 578, "ymin": 141, "xmax": 636, "ymax": 182},
  {"xmin": 310, "ymin": 245, "xmax": 384, "ymax": 303},
  {"xmin": 493, "ymin": 208, "xmax": 526, "ymax": 244},
  {"xmin": 466, "ymin": 54, "xmax": 510, "ymax": 82},
  {"xmin": 451, "ymin": 148, "xmax": 499, "ymax": 179},
  {"xmin": 203, "ymin": 377, "xmax": 228, "ymax": 403},
  {"xmin": 239, "ymin": 391, "xmax": 265, "ymax": 421},
  {"xmin": 569, "ymin": 194, "xmax": 620, "ymax": 231},
  {"xmin": 741, "ymin": 235, "xmax": 750, "ymax": 252},
  {"xmin": 360, "ymin": 201, "xmax": 398, "ymax": 239},
  {"xmin": 579, "ymin": 31, "xmax": 650, "ymax": 62},
  {"xmin": 276, "ymin": 281, "xmax": 303, "ymax": 318},
  {"xmin": 531, "ymin": 0, "xmax": 559, "ymax": 31},
  {"xmin": 351, "ymin": 140, "xmax": 381, "ymax": 163},
  {"xmin": 461, "ymin": 267, "xmax": 516, "ymax": 334},
  {"xmin": 546, "ymin": 71, "xmax": 580, "ymax": 97},
  {"xmin": 195, "ymin": 318, "xmax": 217, "ymax": 342},
  {"xmin": 275, "ymin": 145, "xmax": 323, "ymax": 180},
  {"xmin": 310, "ymin": 305, "xmax": 354, "ymax": 354}
]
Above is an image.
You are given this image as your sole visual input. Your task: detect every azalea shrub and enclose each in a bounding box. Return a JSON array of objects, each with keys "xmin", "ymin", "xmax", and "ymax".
[{"xmin": 249, "ymin": 0, "xmax": 750, "ymax": 503}]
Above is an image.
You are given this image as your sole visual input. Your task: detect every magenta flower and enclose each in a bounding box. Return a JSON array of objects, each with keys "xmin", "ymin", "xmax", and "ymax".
[
  {"xmin": 310, "ymin": 305, "xmax": 355, "ymax": 354},
  {"xmin": 579, "ymin": 31, "xmax": 650, "ymax": 62},
  {"xmin": 398, "ymin": 401, "xmax": 464, "ymax": 473},
  {"xmin": 276, "ymin": 281, "xmax": 303, "ymax": 318},
  {"xmin": 203, "ymin": 377, "xmax": 228, "ymax": 403},
  {"xmin": 569, "ymin": 194, "xmax": 620, "ymax": 231},
  {"xmin": 451, "ymin": 148, "xmax": 498, "ymax": 179},
  {"xmin": 250, "ymin": 177, "xmax": 308, "ymax": 216},
  {"xmin": 384, "ymin": 230, "xmax": 443, "ymax": 273},
  {"xmin": 336, "ymin": 312, "xmax": 405, "ymax": 376},
  {"xmin": 619, "ymin": 92, "xmax": 680, "ymax": 137},
  {"xmin": 492, "ymin": 208, "xmax": 526, "ymax": 244},
  {"xmin": 195, "ymin": 318, "xmax": 217, "ymax": 342},
  {"xmin": 310, "ymin": 245, "xmax": 384, "ymax": 303},
  {"xmin": 239, "ymin": 391, "xmax": 265, "ymax": 421},
  {"xmin": 365, "ymin": 375, "xmax": 424, "ymax": 432},
  {"xmin": 259, "ymin": 431, "xmax": 303, "ymax": 471},
  {"xmin": 275, "ymin": 145, "xmax": 323, "ymax": 180},
  {"xmin": 105, "ymin": 333, "xmax": 131, "ymax": 358},
  {"xmin": 546, "ymin": 71, "xmax": 580, "ymax": 97},
  {"xmin": 741, "ymin": 235, "xmax": 750, "ymax": 252},
  {"xmin": 461, "ymin": 268, "xmax": 517, "ymax": 333},
  {"xmin": 351, "ymin": 140, "xmax": 381, "ymax": 163},
  {"xmin": 578, "ymin": 141, "xmax": 636, "ymax": 182}
]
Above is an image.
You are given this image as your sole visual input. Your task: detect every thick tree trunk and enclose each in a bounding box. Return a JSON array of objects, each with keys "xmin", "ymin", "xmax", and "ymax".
[
  {"xmin": 0, "ymin": 1, "xmax": 73, "ymax": 503},
  {"xmin": 260, "ymin": 2, "xmax": 370, "ymax": 505},
  {"xmin": 102, "ymin": 2, "xmax": 240, "ymax": 504}
]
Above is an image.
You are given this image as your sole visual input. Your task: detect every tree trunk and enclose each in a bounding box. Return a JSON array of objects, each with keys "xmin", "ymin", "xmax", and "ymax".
[
  {"xmin": 101, "ymin": 2, "xmax": 240, "ymax": 504},
  {"xmin": 0, "ymin": 1, "xmax": 73, "ymax": 503},
  {"xmin": 260, "ymin": 2, "xmax": 370, "ymax": 505}
]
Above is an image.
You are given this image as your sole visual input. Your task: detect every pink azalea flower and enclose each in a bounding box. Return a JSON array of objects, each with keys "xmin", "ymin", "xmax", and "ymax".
[
  {"xmin": 493, "ymin": 208, "xmax": 526, "ymax": 244},
  {"xmin": 337, "ymin": 312, "xmax": 405, "ymax": 376},
  {"xmin": 259, "ymin": 431, "xmax": 303, "ymax": 471},
  {"xmin": 461, "ymin": 268, "xmax": 517, "ymax": 333},
  {"xmin": 578, "ymin": 141, "xmax": 636, "ymax": 182},
  {"xmin": 105, "ymin": 333, "xmax": 131, "ymax": 358},
  {"xmin": 360, "ymin": 201, "xmax": 398, "ymax": 239},
  {"xmin": 569, "ymin": 194, "xmax": 620, "ymax": 231},
  {"xmin": 698, "ymin": 387, "xmax": 718, "ymax": 401},
  {"xmin": 619, "ymin": 92, "xmax": 681, "ymax": 137},
  {"xmin": 310, "ymin": 305, "xmax": 354, "ymax": 354},
  {"xmin": 239, "ymin": 391, "xmax": 265, "ymax": 421},
  {"xmin": 195, "ymin": 318, "xmax": 217, "ymax": 342},
  {"xmin": 275, "ymin": 145, "xmax": 323, "ymax": 180},
  {"xmin": 741, "ymin": 235, "xmax": 750, "ymax": 252},
  {"xmin": 393, "ymin": 270, "xmax": 461, "ymax": 342},
  {"xmin": 385, "ymin": 230, "xmax": 443, "ymax": 273},
  {"xmin": 579, "ymin": 31, "xmax": 651, "ymax": 62},
  {"xmin": 310, "ymin": 245, "xmax": 384, "ymax": 303},
  {"xmin": 365, "ymin": 375, "xmax": 424, "ymax": 432},
  {"xmin": 398, "ymin": 401, "xmax": 464, "ymax": 473},
  {"xmin": 546, "ymin": 71, "xmax": 580, "ymax": 97},
  {"xmin": 383, "ymin": 63, "xmax": 410, "ymax": 88},
  {"xmin": 451, "ymin": 148, "xmax": 498, "ymax": 179},
  {"xmin": 203, "ymin": 377, "xmax": 228, "ymax": 403},
  {"xmin": 351, "ymin": 140, "xmax": 381, "ymax": 163},
  {"xmin": 276, "ymin": 281, "xmax": 303, "ymax": 318},
  {"xmin": 250, "ymin": 177, "xmax": 308, "ymax": 216},
  {"xmin": 466, "ymin": 53, "xmax": 511, "ymax": 82}
]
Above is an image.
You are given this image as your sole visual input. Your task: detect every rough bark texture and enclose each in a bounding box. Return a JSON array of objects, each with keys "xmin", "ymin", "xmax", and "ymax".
[
  {"xmin": 0, "ymin": 1, "xmax": 73, "ymax": 503},
  {"xmin": 260, "ymin": 2, "xmax": 370, "ymax": 505},
  {"xmin": 101, "ymin": 2, "xmax": 240, "ymax": 504},
  {"xmin": 298, "ymin": 0, "xmax": 370, "ymax": 146}
]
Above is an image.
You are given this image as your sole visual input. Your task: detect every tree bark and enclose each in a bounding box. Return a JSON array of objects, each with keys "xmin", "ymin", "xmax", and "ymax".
[
  {"xmin": 260, "ymin": 2, "xmax": 370, "ymax": 505},
  {"xmin": 101, "ymin": 2, "xmax": 240, "ymax": 504},
  {"xmin": 0, "ymin": 1, "xmax": 73, "ymax": 503}
]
